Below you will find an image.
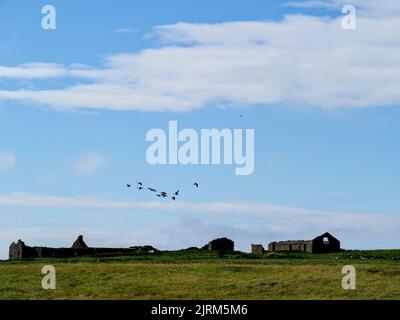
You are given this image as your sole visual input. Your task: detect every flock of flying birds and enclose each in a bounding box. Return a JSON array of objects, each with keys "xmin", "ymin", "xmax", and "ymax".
[
  {"xmin": 125, "ymin": 115, "xmax": 242, "ymax": 201},
  {"xmin": 126, "ymin": 181, "xmax": 199, "ymax": 201}
]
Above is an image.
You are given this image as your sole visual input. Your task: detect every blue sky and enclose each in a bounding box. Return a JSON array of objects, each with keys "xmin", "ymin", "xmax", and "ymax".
[{"xmin": 0, "ymin": 0, "xmax": 400, "ymax": 259}]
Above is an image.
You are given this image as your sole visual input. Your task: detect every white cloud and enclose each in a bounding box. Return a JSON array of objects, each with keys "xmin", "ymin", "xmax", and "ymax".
[
  {"xmin": 72, "ymin": 153, "xmax": 104, "ymax": 175},
  {"xmin": 114, "ymin": 28, "xmax": 138, "ymax": 33},
  {"xmin": 0, "ymin": 2, "xmax": 399, "ymax": 111},
  {"xmin": 0, "ymin": 151, "xmax": 16, "ymax": 171},
  {"xmin": 0, "ymin": 63, "xmax": 66, "ymax": 79}
]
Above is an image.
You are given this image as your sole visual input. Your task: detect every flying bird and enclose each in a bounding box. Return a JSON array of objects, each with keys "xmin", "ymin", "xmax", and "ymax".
[
  {"xmin": 126, "ymin": 184, "xmax": 131, "ymax": 188},
  {"xmin": 137, "ymin": 182, "xmax": 143, "ymax": 186},
  {"xmin": 148, "ymin": 188, "xmax": 157, "ymax": 192},
  {"xmin": 137, "ymin": 186, "xmax": 143, "ymax": 190},
  {"xmin": 171, "ymin": 196, "xmax": 176, "ymax": 201},
  {"xmin": 193, "ymin": 183, "xmax": 199, "ymax": 188},
  {"xmin": 174, "ymin": 190, "xmax": 179, "ymax": 196},
  {"xmin": 160, "ymin": 192, "xmax": 168, "ymax": 198}
]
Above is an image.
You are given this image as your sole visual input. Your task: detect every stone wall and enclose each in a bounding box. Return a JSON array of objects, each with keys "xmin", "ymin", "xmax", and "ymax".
[
  {"xmin": 251, "ymin": 244, "xmax": 265, "ymax": 254},
  {"xmin": 311, "ymin": 232, "xmax": 341, "ymax": 253},
  {"xmin": 206, "ymin": 237, "xmax": 234, "ymax": 252},
  {"xmin": 268, "ymin": 233, "xmax": 341, "ymax": 254},
  {"xmin": 268, "ymin": 240, "xmax": 313, "ymax": 253},
  {"xmin": 9, "ymin": 236, "xmax": 158, "ymax": 260}
]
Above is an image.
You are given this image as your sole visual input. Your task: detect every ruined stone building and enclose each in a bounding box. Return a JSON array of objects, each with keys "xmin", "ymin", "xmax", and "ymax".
[
  {"xmin": 9, "ymin": 236, "xmax": 157, "ymax": 260},
  {"xmin": 71, "ymin": 235, "xmax": 89, "ymax": 249},
  {"xmin": 268, "ymin": 232, "xmax": 341, "ymax": 254},
  {"xmin": 251, "ymin": 244, "xmax": 265, "ymax": 254},
  {"xmin": 203, "ymin": 237, "xmax": 234, "ymax": 252}
]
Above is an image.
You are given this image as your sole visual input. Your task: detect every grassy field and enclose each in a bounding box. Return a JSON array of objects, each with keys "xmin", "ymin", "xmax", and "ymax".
[{"xmin": 1, "ymin": 250, "xmax": 400, "ymax": 300}]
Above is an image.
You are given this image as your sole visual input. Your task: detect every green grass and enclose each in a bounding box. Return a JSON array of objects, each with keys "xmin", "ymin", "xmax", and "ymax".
[{"xmin": 1, "ymin": 250, "xmax": 400, "ymax": 300}]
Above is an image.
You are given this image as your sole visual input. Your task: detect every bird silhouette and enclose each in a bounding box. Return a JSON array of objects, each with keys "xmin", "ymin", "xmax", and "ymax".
[
  {"xmin": 160, "ymin": 192, "xmax": 168, "ymax": 198},
  {"xmin": 148, "ymin": 188, "xmax": 157, "ymax": 192},
  {"xmin": 137, "ymin": 182, "xmax": 143, "ymax": 186},
  {"xmin": 171, "ymin": 196, "xmax": 176, "ymax": 201},
  {"xmin": 137, "ymin": 186, "xmax": 143, "ymax": 190},
  {"xmin": 126, "ymin": 184, "xmax": 131, "ymax": 188},
  {"xmin": 193, "ymin": 183, "xmax": 199, "ymax": 188},
  {"xmin": 174, "ymin": 190, "xmax": 179, "ymax": 196}
]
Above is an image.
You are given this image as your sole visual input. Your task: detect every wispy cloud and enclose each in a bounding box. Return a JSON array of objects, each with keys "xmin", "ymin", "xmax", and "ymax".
[
  {"xmin": 114, "ymin": 28, "xmax": 138, "ymax": 33},
  {"xmin": 283, "ymin": 0, "xmax": 400, "ymax": 16},
  {"xmin": 0, "ymin": 151, "xmax": 16, "ymax": 172},
  {"xmin": 1, "ymin": 192, "xmax": 400, "ymax": 259},
  {"xmin": 282, "ymin": 1, "xmax": 339, "ymax": 9},
  {"xmin": 72, "ymin": 153, "xmax": 104, "ymax": 175},
  {"xmin": 1, "ymin": 192, "xmax": 399, "ymax": 233},
  {"xmin": 0, "ymin": 63, "xmax": 66, "ymax": 79}
]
